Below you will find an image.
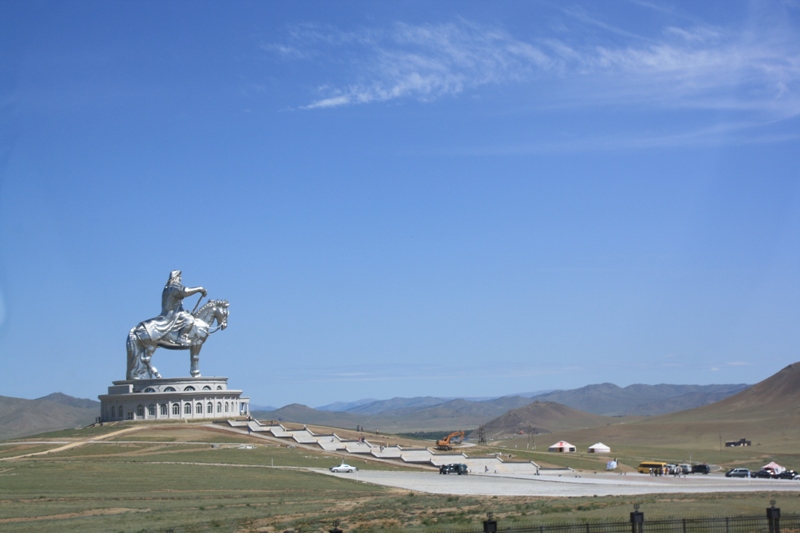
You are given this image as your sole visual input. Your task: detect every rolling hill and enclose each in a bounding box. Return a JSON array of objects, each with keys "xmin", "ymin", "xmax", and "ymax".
[
  {"xmin": 476, "ymin": 401, "xmax": 620, "ymax": 438},
  {"xmin": 0, "ymin": 393, "xmax": 100, "ymax": 440}
]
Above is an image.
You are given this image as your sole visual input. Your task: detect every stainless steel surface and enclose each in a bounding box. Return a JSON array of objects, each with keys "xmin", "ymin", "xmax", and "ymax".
[{"xmin": 126, "ymin": 271, "xmax": 229, "ymax": 379}]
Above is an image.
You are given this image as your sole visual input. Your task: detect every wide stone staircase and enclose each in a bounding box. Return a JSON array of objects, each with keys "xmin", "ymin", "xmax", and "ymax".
[{"xmin": 227, "ymin": 419, "xmax": 541, "ymax": 474}]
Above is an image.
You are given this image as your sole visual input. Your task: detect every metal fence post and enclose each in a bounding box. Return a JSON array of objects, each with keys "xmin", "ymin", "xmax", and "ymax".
[
  {"xmin": 767, "ymin": 500, "xmax": 781, "ymax": 533},
  {"xmin": 630, "ymin": 504, "xmax": 644, "ymax": 533},
  {"xmin": 484, "ymin": 511, "xmax": 498, "ymax": 533}
]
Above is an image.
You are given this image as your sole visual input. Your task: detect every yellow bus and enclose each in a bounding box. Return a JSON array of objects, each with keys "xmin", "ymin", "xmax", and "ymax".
[{"xmin": 637, "ymin": 461, "xmax": 667, "ymax": 474}]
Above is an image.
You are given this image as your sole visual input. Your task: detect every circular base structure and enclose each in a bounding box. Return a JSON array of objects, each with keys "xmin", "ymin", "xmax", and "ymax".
[{"xmin": 98, "ymin": 377, "xmax": 249, "ymax": 422}]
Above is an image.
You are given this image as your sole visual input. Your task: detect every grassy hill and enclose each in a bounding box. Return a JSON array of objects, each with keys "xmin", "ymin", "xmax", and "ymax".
[
  {"xmin": 0, "ymin": 393, "xmax": 100, "ymax": 441},
  {"xmin": 476, "ymin": 401, "xmax": 625, "ymax": 439}
]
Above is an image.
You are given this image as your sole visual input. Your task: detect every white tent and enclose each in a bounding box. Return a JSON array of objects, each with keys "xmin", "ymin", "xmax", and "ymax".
[
  {"xmin": 548, "ymin": 440, "xmax": 576, "ymax": 452},
  {"xmin": 588, "ymin": 442, "xmax": 611, "ymax": 453},
  {"xmin": 763, "ymin": 461, "xmax": 785, "ymax": 474}
]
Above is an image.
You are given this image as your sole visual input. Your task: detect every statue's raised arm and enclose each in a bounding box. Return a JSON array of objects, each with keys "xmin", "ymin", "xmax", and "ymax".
[{"xmin": 126, "ymin": 271, "xmax": 229, "ymax": 380}]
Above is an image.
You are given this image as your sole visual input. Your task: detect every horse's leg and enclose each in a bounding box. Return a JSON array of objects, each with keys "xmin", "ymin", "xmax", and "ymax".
[
  {"xmin": 142, "ymin": 345, "xmax": 161, "ymax": 379},
  {"xmin": 190, "ymin": 344, "xmax": 201, "ymax": 377},
  {"xmin": 127, "ymin": 330, "xmax": 151, "ymax": 380}
]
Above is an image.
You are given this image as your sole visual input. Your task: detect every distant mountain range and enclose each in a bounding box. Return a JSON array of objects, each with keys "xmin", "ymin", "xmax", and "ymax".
[
  {"xmin": 526, "ymin": 383, "xmax": 749, "ymax": 416},
  {"xmin": 307, "ymin": 383, "xmax": 748, "ymax": 417},
  {"xmin": 0, "ymin": 382, "xmax": 751, "ymax": 441},
  {"xmin": 542, "ymin": 362, "xmax": 800, "ymax": 448},
  {"xmin": 0, "ymin": 393, "xmax": 100, "ymax": 441},
  {"xmin": 255, "ymin": 395, "xmax": 539, "ymax": 433},
  {"xmin": 252, "ymin": 383, "xmax": 749, "ymax": 434}
]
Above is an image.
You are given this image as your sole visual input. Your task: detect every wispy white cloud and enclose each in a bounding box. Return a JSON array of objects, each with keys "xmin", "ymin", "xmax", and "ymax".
[
  {"xmin": 266, "ymin": 11, "xmax": 800, "ymax": 141},
  {"xmin": 295, "ymin": 19, "xmax": 547, "ymax": 109}
]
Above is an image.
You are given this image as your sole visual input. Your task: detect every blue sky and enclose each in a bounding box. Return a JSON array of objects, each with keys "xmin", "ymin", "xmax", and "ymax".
[{"xmin": 1, "ymin": 1, "xmax": 798, "ymax": 408}]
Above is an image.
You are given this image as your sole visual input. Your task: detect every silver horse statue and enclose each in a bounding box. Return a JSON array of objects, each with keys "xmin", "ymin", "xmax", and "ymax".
[{"xmin": 126, "ymin": 299, "xmax": 229, "ymax": 379}]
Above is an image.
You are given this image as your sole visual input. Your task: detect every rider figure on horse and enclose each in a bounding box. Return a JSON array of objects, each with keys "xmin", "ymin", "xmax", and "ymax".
[{"xmin": 150, "ymin": 270, "xmax": 207, "ymax": 347}]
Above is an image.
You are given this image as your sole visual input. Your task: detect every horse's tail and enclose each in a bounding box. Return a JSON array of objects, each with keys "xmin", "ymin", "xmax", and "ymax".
[
  {"xmin": 126, "ymin": 330, "xmax": 137, "ymax": 379},
  {"xmin": 126, "ymin": 326, "xmax": 147, "ymax": 379}
]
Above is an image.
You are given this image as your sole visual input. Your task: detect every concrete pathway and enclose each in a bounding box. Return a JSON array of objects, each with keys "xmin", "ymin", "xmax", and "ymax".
[{"xmin": 317, "ymin": 469, "xmax": 800, "ymax": 497}]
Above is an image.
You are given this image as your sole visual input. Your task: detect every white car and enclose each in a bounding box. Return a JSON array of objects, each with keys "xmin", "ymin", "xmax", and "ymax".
[{"xmin": 330, "ymin": 463, "xmax": 358, "ymax": 473}]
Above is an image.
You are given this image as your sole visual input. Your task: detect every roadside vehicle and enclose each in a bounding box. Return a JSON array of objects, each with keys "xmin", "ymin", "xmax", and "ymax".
[
  {"xmin": 637, "ymin": 461, "xmax": 667, "ymax": 474},
  {"xmin": 753, "ymin": 469, "xmax": 776, "ymax": 479},
  {"xmin": 330, "ymin": 463, "xmax": 357, "ymax": 473},
  {"xmin": 678, "ymin": 464, "xmax": 692, "ymax": 474},
  {"xmin": 777, "ymin": 470, "xmax": 799, "ymax": 480},
  {"xmin": 692, "ymin": 464, "xmax": 711, "ymax": 474},
  {"xmin": 725, "ymin": 468, "xmax": 750, "ymax": 478},
  {"xmin": 440, "ymin": 463, "xmax": 469, "ymax": 475}
]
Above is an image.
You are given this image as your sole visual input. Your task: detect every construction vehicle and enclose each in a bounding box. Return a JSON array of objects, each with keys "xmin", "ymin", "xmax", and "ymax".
[{"xmin": 436, "ymin": 430, "xmax": 465, "ymax": 451}]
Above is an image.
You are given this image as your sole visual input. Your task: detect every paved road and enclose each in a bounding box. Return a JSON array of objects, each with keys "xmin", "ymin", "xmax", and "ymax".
[{"xmin": 319, "ymin": 470, "xmax": 800, "ymax": 497}]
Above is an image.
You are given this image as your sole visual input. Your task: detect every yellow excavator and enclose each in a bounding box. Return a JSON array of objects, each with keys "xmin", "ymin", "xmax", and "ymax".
[{"xmin": 435, "ymin": 430, "xmax": 465, "ymax": 450}]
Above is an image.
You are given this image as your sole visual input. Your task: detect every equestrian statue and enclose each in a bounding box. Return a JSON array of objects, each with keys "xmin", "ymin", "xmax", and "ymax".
[{"xmin": 126, "ymin": 270, "xmax": 229, "ymax": 379}]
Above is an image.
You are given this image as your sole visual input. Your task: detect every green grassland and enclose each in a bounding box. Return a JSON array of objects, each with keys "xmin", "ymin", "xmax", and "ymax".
[{"xmin": 2, "ymin": 423, "xmax": 799, "ymax": 532}]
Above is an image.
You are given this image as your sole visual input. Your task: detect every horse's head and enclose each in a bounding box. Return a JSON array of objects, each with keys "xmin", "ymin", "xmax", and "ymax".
[
  {"xmin": 213, "ymin": 300, "xmax": 229, "ymax": 330},
  {"xmin": 193, "ymin": 299, "xmax": 229, "ymax": 331}
]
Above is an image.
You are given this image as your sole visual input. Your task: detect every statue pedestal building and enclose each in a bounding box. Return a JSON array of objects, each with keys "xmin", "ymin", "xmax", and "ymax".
[{"xmin": 99, "ymin": 377, "xmax": 249, "ymax": 422}]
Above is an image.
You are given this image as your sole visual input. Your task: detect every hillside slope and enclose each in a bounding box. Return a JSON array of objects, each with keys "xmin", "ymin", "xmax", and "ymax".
[
  {"xmin": 0, "ymin": 393, "xmax": 100, "ymax": 440},
  {"xmin": 559, "ymin": 362, "xmax": 800, "ymax": 450},
  {"xmin": 477, "ymin": 401, "xmax": 619, "ymax": 438}
]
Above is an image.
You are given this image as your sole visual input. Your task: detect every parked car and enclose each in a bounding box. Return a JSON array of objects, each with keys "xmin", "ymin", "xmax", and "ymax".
[
  {"xmin": 725, "ymin": 468, "xmax": 751, "ymax": 478},
  {"xmin": 777, "ymin": 470, "xmax": 799, "ymax": 480},
  {"xmin": 330, "ymin": 463, "xmax": 357, "ymax": 473},
  {"xmin": 439, "ymin": 463, "xmax": 469, "ymax": 475},
  {"xmin": 752, "ymin": 469, "xmax": 776, "ymax": 479},
  {"xmin": 452, "ymin": 463, "xmax": 469, "ymax": 475},
  {"xmin": 692, "ymin": 464, "xmax": 711, "ymax": 474},
  {"xmin": 678, "ymin": 464, "xmax": 692, "ymax": 475}
]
